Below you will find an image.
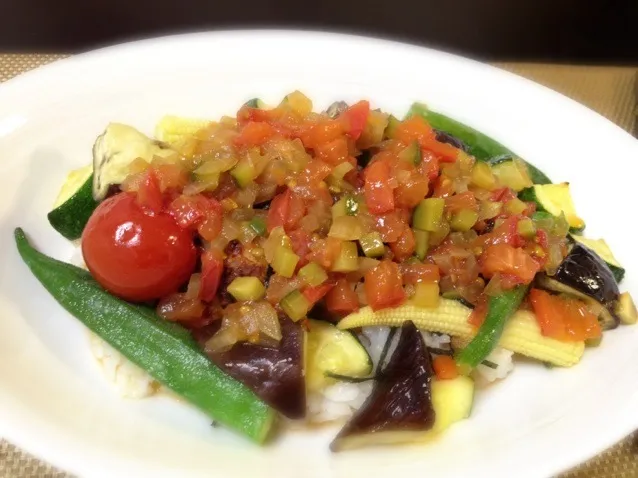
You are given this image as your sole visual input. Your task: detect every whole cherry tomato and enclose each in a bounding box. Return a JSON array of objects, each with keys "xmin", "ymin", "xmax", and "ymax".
[{"xmin": 82, "ymin": 192, "xmax": 197, "ymax": 302}]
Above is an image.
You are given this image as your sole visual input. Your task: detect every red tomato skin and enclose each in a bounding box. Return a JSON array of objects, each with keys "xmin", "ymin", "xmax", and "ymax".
[
  {"xmin": 342, "ymin": 100, "xmax": 370, "ymax": 140},
  {"xmin": 199, "ymin": 250, "xmax": 224, "ymax": 302},
  {"xmin": 303, "ymin": 283, "xmax": 335, "ymax": 305},
  {"xmin": 82, "ymin": 192, "xmax": 197, "ymax": 302},
  {"xmin": 480, "ymin": 243, "xmax": 540, "ymax": 285},
  {"xmin": 364, "ymin": 260, "xmax": 407, "ymax": 311},
  {"xmin": 325, "ymin": 278, "xmax": 359, "ymax": 315},
  {"xmin": 136, "ymin": 169, "xmax": 164, "ymax": 213},
  {"xmin": 364, "ymin": 161, "xmax": 395, "ymax": 214}
]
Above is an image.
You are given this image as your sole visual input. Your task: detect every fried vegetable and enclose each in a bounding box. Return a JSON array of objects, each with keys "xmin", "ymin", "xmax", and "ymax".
[
  {"xmin": 330, "ymin": 321, "xmax": 435, "ymax": 451},
  {"xmin": 570, "ymin": 235, "xmax": 625, "ymax": 283},
  {"xmin": 92, "ymin": 123, "xmax": 175, "ymax": 200},
  {"xmin": 519, "ymin": 183, "xmax": 585, "ymax": 231},
  {"xmin": 208, "ymin": 316, "xmax": 306, "ymax": 420},
  {"xmin": 305, "ymin": 319, "xmax": 372, "ymax": 392},
  {"xmin": 553, "ymin": 244, "xmax": 619, "ymax": 304},
  {"xmin": 615, "ymin": 292, "xmax": 638, "ymax": 325},
  {"xmin": 47, "ymin": 168, "xmax": 98, "ymax": 240}
]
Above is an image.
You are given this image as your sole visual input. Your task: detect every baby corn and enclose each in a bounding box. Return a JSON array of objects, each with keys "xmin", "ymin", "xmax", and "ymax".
[{"xmin": 338, "ymin": 300, "xmax": 584, "ymax": 367}]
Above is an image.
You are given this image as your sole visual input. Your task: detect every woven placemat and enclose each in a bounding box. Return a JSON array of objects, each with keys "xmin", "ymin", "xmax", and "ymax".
[{"xmin": 0, "ymin": 54, "xmax": 636, "ymax": 478}]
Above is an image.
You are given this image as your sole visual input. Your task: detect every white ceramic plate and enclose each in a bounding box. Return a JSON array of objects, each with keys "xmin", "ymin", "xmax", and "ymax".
[{"xmin": 1, "ymin": 31, "xmax": 637, "ymax": 478}]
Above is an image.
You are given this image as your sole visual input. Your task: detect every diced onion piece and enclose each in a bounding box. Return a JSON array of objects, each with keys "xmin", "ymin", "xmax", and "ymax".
[
  {"xmin": 194, "ymin": 155, "xmax": 239, "ymax": 175},
  {"xmin": 331, "ymin": 241, "xmax": 359, "ymax": 272},
  {"xmin": 263, "ymin": 226, "xmax": 291, "ymax": 263},
  {"xmin": 329, "ymin": 216, "xmax": 364, "ymax": 240},
  {"xmin": 239, "ymin": 301, "xmax": 282, "ymax": 342}
]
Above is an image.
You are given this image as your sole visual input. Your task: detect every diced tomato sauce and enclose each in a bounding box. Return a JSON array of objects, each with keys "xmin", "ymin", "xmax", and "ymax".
[{"xmin": 85, "ymin": 91, "xmax": 571, "ymax": 354}]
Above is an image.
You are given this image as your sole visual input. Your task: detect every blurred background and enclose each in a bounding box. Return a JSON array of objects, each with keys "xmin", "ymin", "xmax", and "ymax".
[{"xmin": 0, "ymin": 0, "xmax": 636, "ymax": 63}]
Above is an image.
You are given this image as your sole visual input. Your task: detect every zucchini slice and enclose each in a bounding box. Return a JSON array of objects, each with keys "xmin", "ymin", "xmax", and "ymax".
[
  {"xmin": 429, "ymin": 375, "xmax": 474, "ymax": 433},
  {"xmin": 305, "ymin": 319, "xmax": 372, "ymax": 392},
  {"xmin": 92, "ymin": 123, "xmax": 175, "ymax": 201},
  {"xmin": 47, "ymin": 165, "xmax": 97, "ymax": 240},
  {"xmin": 570, "ymin": 235, "xmax": 625, "ymax": 283},
  {"xmin": 519, "ymin": 183, "xmax": 585, "ymax": 231},
  {"xmin": 489, "ymin": 157, "xmax": 533, "ymax": 192},
  {"xmin": 615, "ymin": 292, "xmax": 638, "ymax": 325}
]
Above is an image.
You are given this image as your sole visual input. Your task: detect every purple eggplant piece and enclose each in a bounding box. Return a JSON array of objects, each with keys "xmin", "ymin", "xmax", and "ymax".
[
  {"xmin": 200, "ymin": 315, "xmax": 306, "ymax": 420},
  {"xmin": 330, "ymin": 321, "xmax": 435, "ymax": 451}
]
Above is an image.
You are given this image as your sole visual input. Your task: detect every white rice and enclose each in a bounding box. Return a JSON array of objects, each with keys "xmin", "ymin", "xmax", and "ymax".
[
  {"xmin": 473, "ymin": 347, "xmax": 515, "ymax": 385},
  {"xmin": 89, "ymin": 333, "xmax": 159, "ymax": 399},
  {"xmin": 69, "ymin": 244, "xmax": 159, "ymax": 399}
]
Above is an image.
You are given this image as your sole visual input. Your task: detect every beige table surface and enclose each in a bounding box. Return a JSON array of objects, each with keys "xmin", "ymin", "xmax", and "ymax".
[{"xmin": 0, "ymin": 54, "xmax": 636, "ymax": 478}]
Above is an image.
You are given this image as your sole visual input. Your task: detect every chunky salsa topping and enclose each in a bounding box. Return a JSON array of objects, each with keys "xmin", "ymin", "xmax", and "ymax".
[{"xmin": 81, "ymin": 91, "xmax": 571, "ymax": 352}]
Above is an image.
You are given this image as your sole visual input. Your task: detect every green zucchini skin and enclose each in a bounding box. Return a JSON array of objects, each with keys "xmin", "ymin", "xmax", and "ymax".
[
  {"xmin": 15, "ymin": 228, "xmax": 275, "ymax": 443},
  {"xmin": 47, "ymin": 174, "xmax": 99, "ymax": 240}
]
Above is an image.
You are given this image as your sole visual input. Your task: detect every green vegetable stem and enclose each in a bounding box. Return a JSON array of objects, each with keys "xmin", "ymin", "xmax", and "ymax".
[
  {"xmin": 406, "ymin": 103, "xmax": 551, "ymax": 185},
  {"xmin": 456, "ymin": 286, "xmax": 529, "ymax": 369}
]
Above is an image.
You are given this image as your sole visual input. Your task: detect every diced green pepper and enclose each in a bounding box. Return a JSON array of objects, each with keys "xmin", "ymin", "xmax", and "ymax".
[
  {"xmin": 227, "ymin": 277, "xmax": 266, "ymax": 301},
  {"xmin": 384, "ymin": 115, "xmax": 401, "ymax": 139},
  {"xmin": 450, "ymin": 209, "xmax": 479, "ymax": 232},
  {"xmin": 413, "ymin": 198, "xmax": 445, "ymax": 232},
  {"xmin": 272, "ymin": 245, "xmax": 299, "ymax": 278},
  {"xmin": 281, "ymin": 290, "xmax": 311, "ymax": 322},
  {"xmin": 298, "ymin": 262, "xmax": 328, "ymax": 287},
  {"xmin": 414, "ymin": 229, "xmax": 429, "ymax": 260},
  {"xmin": 248, "ymin": 217, "xmax": 267, "ymax": 236},
  {"xmin": 398, "ymin": 141, "xmax": 421, "ymax": 165},
  {"xmin": 457, "ymin": 286, "xmax": 528, "ymax": 369},
  {"xmin": 359, "ymin": 232, "xmax": 385, "ymax": 258},
  {"xmin": 230, "ymin": 161, "xmax": 256, "ymax": 188},
  {"xmin": 14, "ymin": 228, "xmax": 274, "ymax": 443},
  {"xmin": 331, "ymin": 241, "xmax": 359, "ymax": 272}
]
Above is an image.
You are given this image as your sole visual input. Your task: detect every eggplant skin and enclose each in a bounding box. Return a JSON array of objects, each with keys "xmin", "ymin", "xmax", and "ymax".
[
  {"xmin": 330, "ymin": 321, "xmax": 435, "ymax": 450},
  {"xmin": 434, "ymin": 129, "xmax": 469, "ymax": 153},
  {"xmin": 207, "ymin": 316, "xmax": 306, "ymax": 420},
  {"xmin": 553, "ymin": 244, "xmax": 619, "ymax": 306}
]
